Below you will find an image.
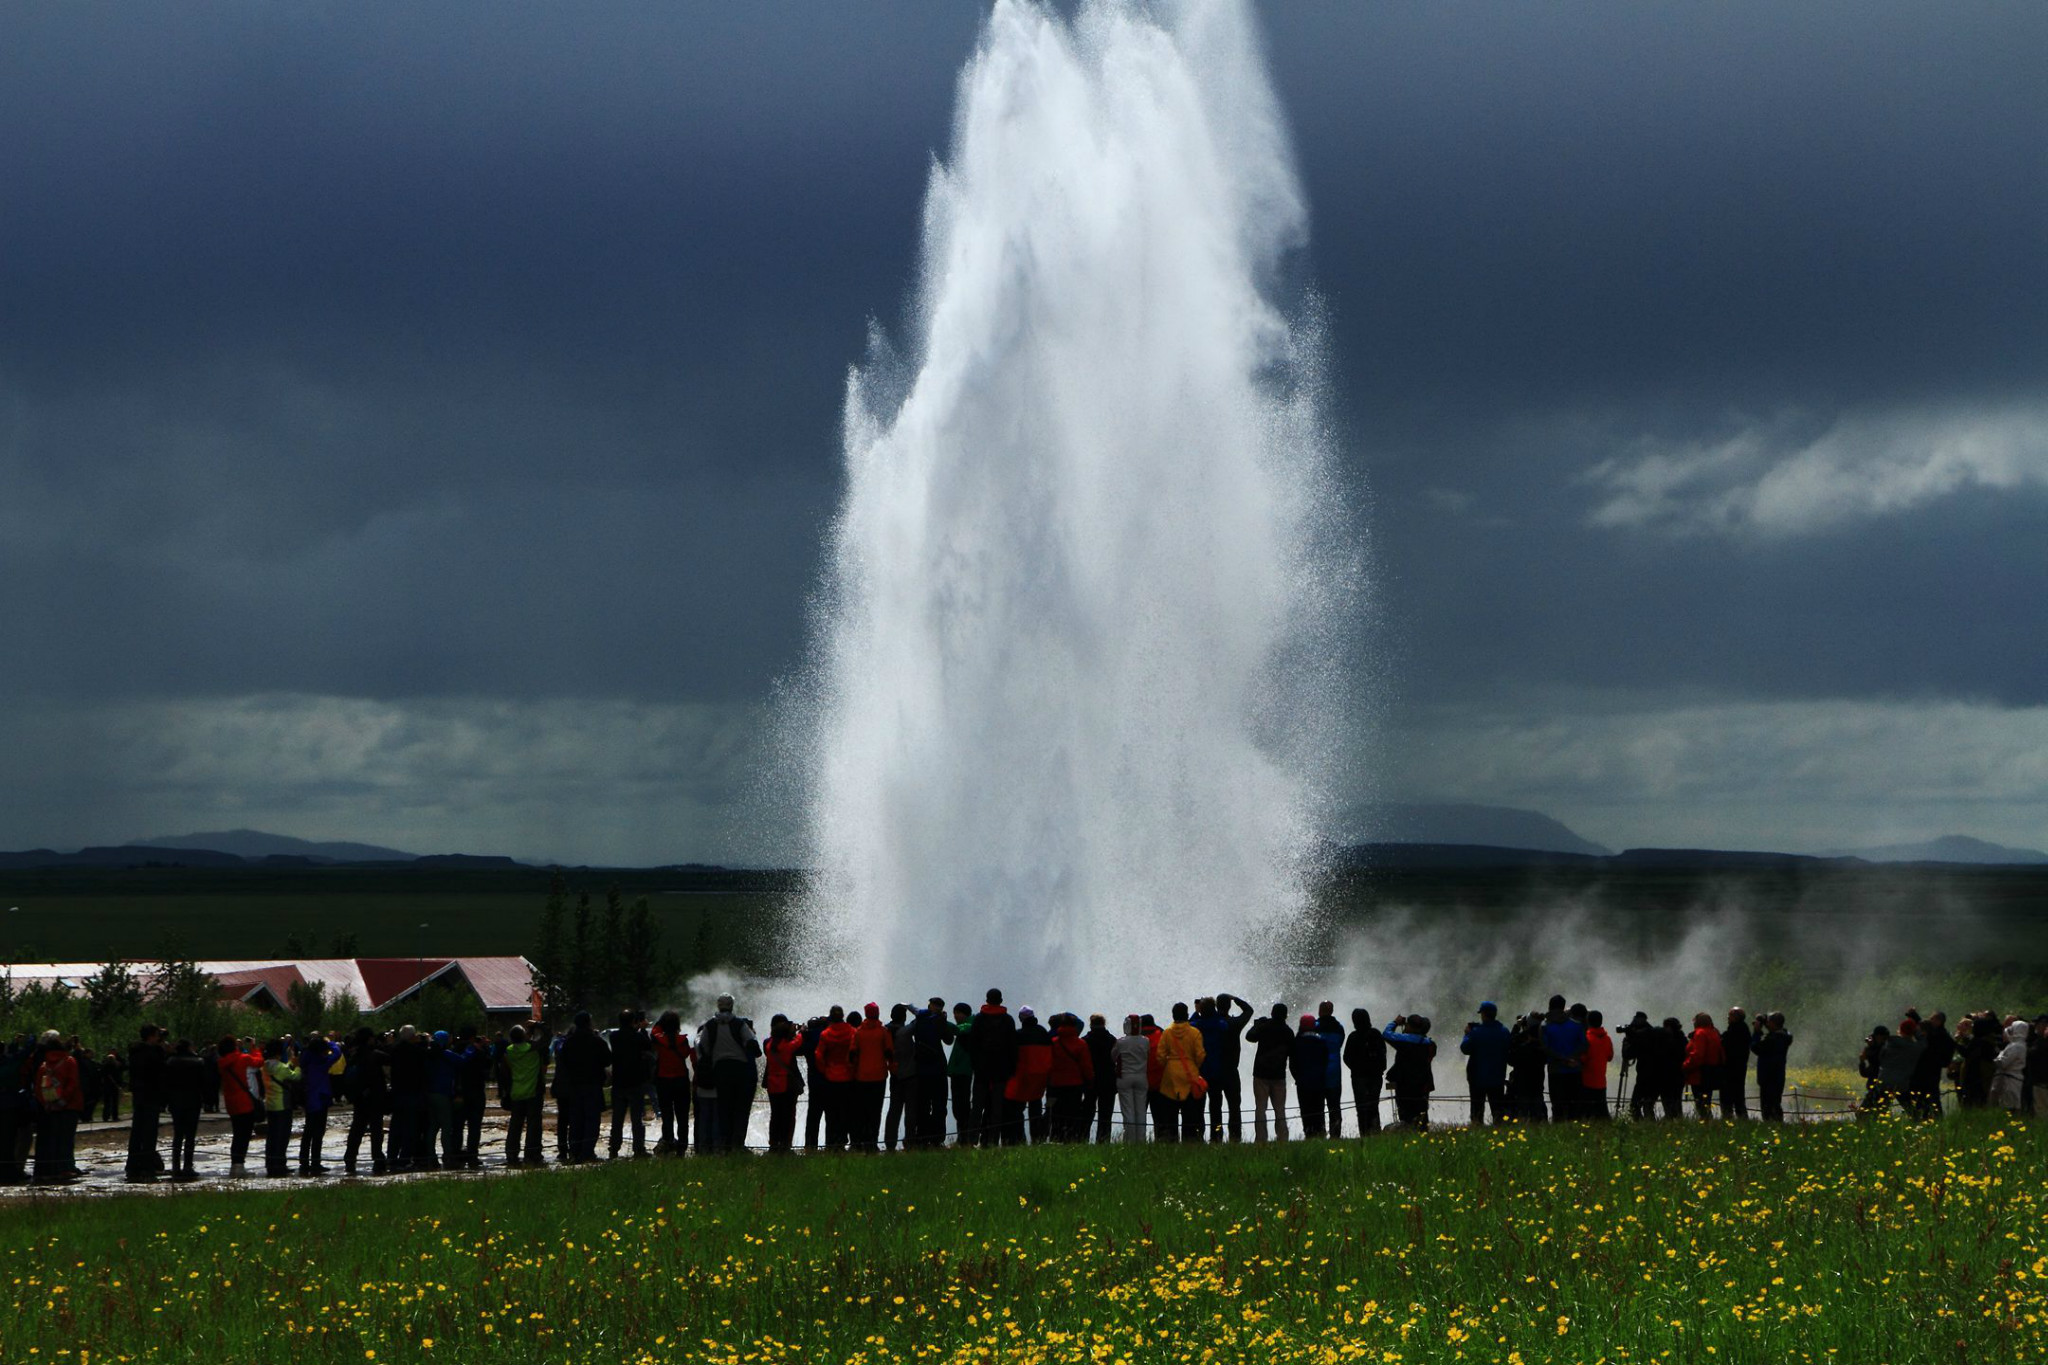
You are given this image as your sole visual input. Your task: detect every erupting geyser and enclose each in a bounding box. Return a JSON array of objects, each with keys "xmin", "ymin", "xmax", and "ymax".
[{"xmin": 791, "ymin": 0, "xmax": 1361, "ymax": 1007}]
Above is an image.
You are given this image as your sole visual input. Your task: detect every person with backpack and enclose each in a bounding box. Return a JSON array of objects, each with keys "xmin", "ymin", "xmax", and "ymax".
[
  {"xmin": 697, "ymin": 994, "xmax": 762, "ymax": 1153},
  {"xmin": 98, "ymin": 1048, "xmax": 124, "ymax": 1122},
  {"xmin": 34, "ymin": 1032, "xmax": 83, "ymax": 1185},
  {"xmin": 260, "ymin": 1037, "xmax": 302, "ymax": 1178},
  {"xmin": 812, "ymin": 1007, "xmax": 855, "ymax": 1151},
  {"xmin": 650, "ymin": 1010, "xmax": 694, "ymax": 1155},
  {"xmin": 215, "ymin": 1036, "xmax": 260, "ymax": 1176},
  {"xmin": 342, "ymin": 1027, "xmax": 391, "ymax": 1177}
]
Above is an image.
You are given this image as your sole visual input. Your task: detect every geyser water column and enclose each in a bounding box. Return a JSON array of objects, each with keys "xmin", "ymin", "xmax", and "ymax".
[{"xmin": 792, "ymin": 0, "xmax": 1359, "ymax": 1009}]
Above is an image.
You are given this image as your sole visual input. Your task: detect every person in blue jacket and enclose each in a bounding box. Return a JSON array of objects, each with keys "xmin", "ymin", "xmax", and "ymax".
[
  {"xmin": 1191, "ymin": 993, "xmax": 1252, "ymax": 1142},
  {"xmin": 1315, "ymin": 1003, "xmax": 1346, "ymax": 1137},
  {"xmin": 1459, "ymin": 1002, "xmax": 1512, "ymax": 1126},
  {"xmin": 1288, "ymin": 1015, "xmax": 1328, "ymax": 1138},
  {"xmin": 426, "ymin": 1030, "xmax": 461, "ymax": 1170},
  {"xmin": 297, "ymin": 1032, "xmax": 338, "ymax": 1176}
]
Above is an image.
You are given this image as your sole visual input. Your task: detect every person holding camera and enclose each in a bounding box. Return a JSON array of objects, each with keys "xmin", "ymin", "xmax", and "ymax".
[{"xmin": 1460, "ymin": 1003, "xmax": 1511, "ymax": 1126}]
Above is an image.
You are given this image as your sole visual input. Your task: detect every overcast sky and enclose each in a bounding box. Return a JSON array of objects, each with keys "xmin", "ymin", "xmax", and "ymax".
[{"xmin": 4, "ymin": 2, "xmax": 2044, "ymax": 862}]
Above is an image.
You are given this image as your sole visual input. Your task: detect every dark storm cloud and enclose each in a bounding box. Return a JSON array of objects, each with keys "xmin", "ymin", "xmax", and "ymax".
[
  {"xmin": 3, "ymin": 1, "xmax": 2043, "ymax": 856},
  {"xmin": 1, "ymin": 3, "xmax": 982, "ymax": 705}
]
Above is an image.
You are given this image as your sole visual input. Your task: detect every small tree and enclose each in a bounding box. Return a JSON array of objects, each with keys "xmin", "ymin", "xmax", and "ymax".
[
  {"xmin": 328, "ymin": 931, "xmax": 361, "ymax": 958},
  {"xmin": 569, "ymin": 891, "xmax": 596, "ymax": 1012},
  {"xmin": 83, "ymin": 960, "xmax": 146, "ymax": 1022},
  {"xmin": 622, "ymin": 895, "xmax": 660, "ymax": 1009},
  {"xmin": 601, "ymin": 883, "xmax": 626, "ymax": 1013},
  {"xmin": 286, "ymin": 979, "xmax": 330, "ymax": 1034},
  {"xmin": 532, "ymin": 870, "xmax": 571, "ymax": 1022}
]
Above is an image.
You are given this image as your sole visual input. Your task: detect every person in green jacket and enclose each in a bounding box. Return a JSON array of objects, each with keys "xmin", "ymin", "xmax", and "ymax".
[
  {"xmin": 260, "ymin": 1039, "xmax": 302, "ymax": 1178},
  {"xmin": 502, "ymin": 1025, "xmax": 548, "ymax": 1167},
  {"xmin": 947, "ymin": 1002, "xmax": 975, "ymax": 1146}
]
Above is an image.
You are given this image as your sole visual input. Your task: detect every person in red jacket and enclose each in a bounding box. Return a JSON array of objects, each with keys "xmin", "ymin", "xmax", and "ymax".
[
  {"xmin": 34, "ymin": 1032, "xmax": 83, "ymax": 1185},
  {"xmin": 849, "ymin": 1003, "xmax": 894, "ymax": 1152},
  {"xmin": 650, "ymin": 1011, "xmax": 694, "ymax": 1155},
  {"xmin": 216, "ymin": 1035, "xmax": 261, "ymax": 1177},
  {"xmin": 1683, "ymin": 1013, "xmax": 1725, "ymax": 1119},
  {"xmin": 1004, "ymin": 1007, "xmax": 1054, "ymax": 1144},
  {"xmin": 762, "ymin": 1015, "xmax": 805, "ymax": 1153},
  {"xmin": 813, "ymin": 1006, "xmax": 857, "ymax": 1151},
  {"xmin": 1579, "ymin": 1011, "xmax": 1616, "ymax": 1120},
  {"xmin": 1045, "ymin": 1013, "xmax": 1096, "ymax": 1141}
]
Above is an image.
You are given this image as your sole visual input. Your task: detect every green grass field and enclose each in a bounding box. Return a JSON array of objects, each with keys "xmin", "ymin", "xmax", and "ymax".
[{"xmin": 6, "ymin": 1114, "xmax": 2043, "ymax": 1364}]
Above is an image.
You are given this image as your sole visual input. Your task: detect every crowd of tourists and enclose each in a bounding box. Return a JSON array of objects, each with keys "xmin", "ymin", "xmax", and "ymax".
[{"xmin": 3, "ymin": 990, "xmax": 2042, "ymax": 1185}]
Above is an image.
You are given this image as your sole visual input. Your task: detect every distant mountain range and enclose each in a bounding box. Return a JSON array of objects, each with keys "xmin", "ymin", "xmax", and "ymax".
[
  {"xmin": 0, "ymin": 829, "xmax": 516, "ymax": 871},
  {"xmin": 1818, "ymin": 834, "xmax": 2048, "ymax": 865},
  {"xmin": 1351, "ymin": 802, "xmax": 1613, "ymax": 857},
  {"xmin": 0, "ymin": 820, "xmax": 2041, "ymax": 873},
  {"xmin": 129, "ymin": 829, "xmax": 420, "ymax": 863}
]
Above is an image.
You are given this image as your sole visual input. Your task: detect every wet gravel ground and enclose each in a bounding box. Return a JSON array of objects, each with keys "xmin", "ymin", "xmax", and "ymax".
[{"xmin": 4, "ymin": 1084, "xmax": 1847, "ymax": 1198}]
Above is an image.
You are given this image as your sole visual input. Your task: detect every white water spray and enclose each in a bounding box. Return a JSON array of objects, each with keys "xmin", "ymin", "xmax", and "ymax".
[{"xmin": 792, "ymin": 0, "xmax": 1361, "ymax": 1010}]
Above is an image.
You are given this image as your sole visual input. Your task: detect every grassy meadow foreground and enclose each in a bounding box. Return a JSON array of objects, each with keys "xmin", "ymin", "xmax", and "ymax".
[{"xmin": 5, "ymin": 1116, "xmax": 2044, "ymax": 1365}]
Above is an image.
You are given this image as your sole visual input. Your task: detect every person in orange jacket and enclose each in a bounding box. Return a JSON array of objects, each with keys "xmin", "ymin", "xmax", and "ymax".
[
  {"xmin": 1579, "ymin": 1011, "xmax": 1616, "ymax": 1120},
  {"xmin": 1045, "ymin": 1013, "xmax": 1096, "ymax": 1141},
  {"xmin": 1003, "ymin": 1008, "xmax": 1054, "ymax": 1144},
  {"xmin": 814, "ymin": 1006, "xmax": 857, "ymax": 1151},
  {"xmin": 1683, "ymin": 1012, "xmax": 1725, "ymax": 1119},
  {"xmin": 849, "ymin": 1003, "xmax": 893, "ymax": 1152},
  {"xmin": 762, "ymin": 1015, "xmax": 806, "ymax": 1153},
  {"xmin": 1156, "ymin": 1003, "xmax": 1209, "ymax": 1143}
]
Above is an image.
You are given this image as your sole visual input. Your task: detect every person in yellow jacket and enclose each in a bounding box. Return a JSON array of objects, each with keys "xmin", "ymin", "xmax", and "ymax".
[
  {"xmin": 1155, "ymin": 1003, "xmax": 1207, "ymax": 1143},
  {"xmin": 260, "ymin": 1039, "xmax": 302, "ymax": 1179}
]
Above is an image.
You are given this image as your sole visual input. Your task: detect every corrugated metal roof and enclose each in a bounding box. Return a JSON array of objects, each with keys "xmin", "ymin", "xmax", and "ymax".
[{"xmin": 3, "ymin": 956, "xmax": 536, "ymax": 1015}]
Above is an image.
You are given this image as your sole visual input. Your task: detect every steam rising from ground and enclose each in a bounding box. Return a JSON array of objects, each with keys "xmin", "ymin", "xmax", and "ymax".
[
  {"xmin": 788, "ymin": 0, "xmax": 1360, "ymax": 1007},
  {"xmin": 1314, "ymin": 878, "xmax": 2029, "ymax": 1079}
]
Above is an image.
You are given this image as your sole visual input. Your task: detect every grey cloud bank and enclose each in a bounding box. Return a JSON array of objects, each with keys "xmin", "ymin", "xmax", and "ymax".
[{"xmin": 2, "ymin": 2, "xmax": 2043, "ymax": 863}]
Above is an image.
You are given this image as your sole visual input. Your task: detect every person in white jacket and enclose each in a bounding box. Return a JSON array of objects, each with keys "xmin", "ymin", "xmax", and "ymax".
[
  {"xmin": 1111, "ymin": 1015, "xmax": 1151, "ymax": 1143},
  {"xmin": 1989, "ymin": 1019, "xmax": 2030, "ymax": 1113}
]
